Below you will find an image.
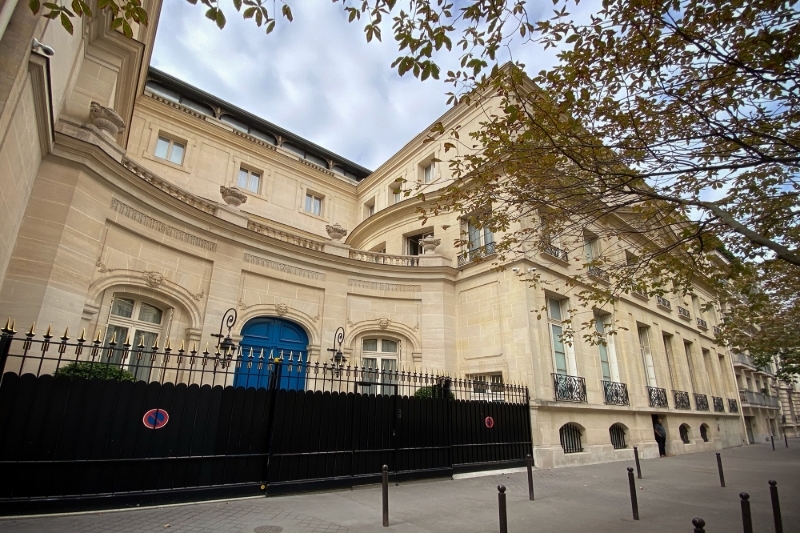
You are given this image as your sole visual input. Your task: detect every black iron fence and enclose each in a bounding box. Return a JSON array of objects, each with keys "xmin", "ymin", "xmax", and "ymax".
[{"xmin": 0, "ymin": 327, "xmax": 532, "ymax": 514}]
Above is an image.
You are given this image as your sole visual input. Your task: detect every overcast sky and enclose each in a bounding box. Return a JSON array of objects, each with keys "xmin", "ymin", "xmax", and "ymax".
[{"xmin": 150, "ymin": 1, "xmax": 573, "ymax": 170}]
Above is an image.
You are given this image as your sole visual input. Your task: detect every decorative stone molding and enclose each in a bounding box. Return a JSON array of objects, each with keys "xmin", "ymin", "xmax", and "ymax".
[
  {"xmin": 326, "ymin": 223, "xmax": 348, "ymax": 241},
  {"xmin": 143, "ymin": 271, "xmax": 165, "ymax": 288},
  {"xmin": 247, "ymin": 221, "xmax": 326, "ymax": 252},
  {"xmin": 347, "ymin": 278, "xmax": 421, "ymax": 292},
  {"xmin": 243, "ymin": 253, "xmax": 326, "ymax": 280},
  {"xmin": 276, "ymin": 303, "xmax": 288, "ymax": 316},
  {"xmin": 379, "ymin": 318, "xmax": 390, "ymax": 330},
  {"xmin": 96, "ymin": 258, "xmax": 116, "ymax": 273},
  {"xmin": 90, "ymin": 102, "xmax": 126, "ymax": 136},
  {"xmin": 220, "ymin": 186, "xmax": 247, "ymax": 207},
  {"xmin": 420, "ymin": 235, "xmax": 441, "ymax": 254},
  {"xmin": 121, "ymin": 158, "xmax": 218, "ymax": 215},
  {"xmin": 111, "ymin": 198, "xmax": 218, "ymax": 251}
]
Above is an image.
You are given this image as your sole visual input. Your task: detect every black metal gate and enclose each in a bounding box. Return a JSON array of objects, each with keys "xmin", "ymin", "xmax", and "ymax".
[{"xmin": 0, "ymin": 326, "xmax": 532, "ymax": 515}]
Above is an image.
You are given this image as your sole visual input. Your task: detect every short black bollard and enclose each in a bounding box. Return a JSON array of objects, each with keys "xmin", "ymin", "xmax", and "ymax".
[
  {"xmin": 498, "ymin": 485, "xmax": 508, "ymax": 533},
  {"xmin": 627, "ymin": 467, "xmax": 639, "ymax": 520},
  {"xmin": 740, "ymin": 492, "xmax": 753, "ymax": 533},
  {"xmin": 526, "ymin": 453, "xmax": 535, "ymax": 501},
  {"xmin": 633, "ymin": 446, "xmax": 642, "ymax": 479},
  {"xmin": 785, "ymin": 433, "xmax": 789, "ymax": 448},
  {"xmin": 692, "ymin": 518, "xmax": 706, "ymax": 533},
  {"xmin": 716, "ymin": 452, "xmax": 725, "ymax": 487},
  {"xmin": 382, "ymin": 465, "xmax": 389, "ymax": 527},
  {"xmin": 771, "ymin": 435, "xmax": 775, "ymax": 450},
  {"xmin": 769, "ymin": 480, "xmax": 783, "ymax": 533}
]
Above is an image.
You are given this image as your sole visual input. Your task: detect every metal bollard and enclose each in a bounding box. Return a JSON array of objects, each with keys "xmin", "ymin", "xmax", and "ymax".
[
  {"xmin": 633, "ymin": 446, "xmax": 642, "ymax": 479},
  {"xmin": 498, "ymin": 485, "xmax": 508, "ymax": 533},
  {"xmin": 627, "ymin": 467, "xmax": 639, "ymax": 520},
  {"xmin": 740, "ymin": 492, "xmax": 753, "ymax": 533},
  {"xmin": 382, "ymin": 465, "xmax": 389, "ymax": 527},
  {"xmin": 692, "ymin": 518, "xmax": 706, "ymax": 533},
  {"xmin": 769, "ymin": 480, "xmax": 783, "ymax": 533},
  {"xmin": 526, "ymin": 453, "xmax": 535, "ymax": 501},
  {"xmin": 785, "ymin": 433, "xmax": 789, "ymax": 448},
  {"xmin": 771, "ymin": 435, "xmax": 775, "ymax": 450},
  {"xmin": 716, "ymin": 452, "xmax": 725, "ymax": 487}
]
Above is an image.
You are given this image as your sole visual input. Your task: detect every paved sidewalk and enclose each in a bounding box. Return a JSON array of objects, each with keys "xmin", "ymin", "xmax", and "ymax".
[{"xmin": 1, "ymin": 443, "xmax": 798, "ymax": 533}]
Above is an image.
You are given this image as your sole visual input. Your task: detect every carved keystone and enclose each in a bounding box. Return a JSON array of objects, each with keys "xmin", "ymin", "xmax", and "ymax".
[
  {"xmin": 90, "ymin": 102, "xmax": 126, "ymax": 136},
  {"xmin": 220, "ymin": 186, "xmax": 248, "ymax": 207}
]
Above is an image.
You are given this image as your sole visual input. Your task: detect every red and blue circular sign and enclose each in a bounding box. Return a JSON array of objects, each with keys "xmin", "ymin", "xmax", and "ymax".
[
  {"xmin": 143, "ymin": 409, "xmax": 169, "ymax": 429},
  {"xmin": 485, "ymin": 416, "xmax": 495, "ymax": 429}
]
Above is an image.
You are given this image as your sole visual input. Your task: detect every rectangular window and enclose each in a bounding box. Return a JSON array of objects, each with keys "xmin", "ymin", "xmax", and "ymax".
[
  {"xmin": 663, "ymin": 334, "xmax": 678, "ymax": 390},
  {"xmin": 465, "ymin": 220, "xmax": 494, "ymax": 251},
  {"xmin": 638, "ymin": 326, "xmax": 658, "ymax": 387},
  {"xmin": 583, "ymin": 231, "xmax": 600, "ymax": 261},
  {"xmin": 305, "ymin": 193, "xmax": 322, "ymax": 216},
  {"xmin": 595, "ymin": 315, "xmax": 611, "ymax": 381},
  {"xmin": 423, "ymin": 162, "xmax": 435, "ymax": 183},
  {"xmin": 238, "ymin": 168, "xmax": 261, "ymax": 193},
  {"xmin": 392, "ymin": 187, "xmax": 403, "ymax": 204},
  {"xmin": 703, "ymin": 348, "xmax": 717, "ymax": 394},
  {"xmin": 364, "ymin": 199, "xmax": 375, "ymax": 218},
  {"xmin": 548, "ymin": 298, "xmax": 568, "ymax": 375},
  {"xmin": 684, "ymin": 342, "xmax": 697, "ymax": 392},
  {"xmin": 407, "ymin": 233, "xmax": 425, "ymax": 255},
  {"xmin": 154, "ymin": 136, "xmax": 185, "ymax": 165}
]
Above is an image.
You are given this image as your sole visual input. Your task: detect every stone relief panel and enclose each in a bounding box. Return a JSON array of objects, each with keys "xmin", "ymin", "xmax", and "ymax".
[
  {"xmin": 95, "ymin": 223, "xmax": 210, "ymax": 302},
  {"xmin": 457, "ymin": 281, "xmax": 502, "ymax": 360},
  {"xmin": 346, "ymin": 294, "xmax": 421, "ymax": 333},
  {"xmin": 238, "ymin": 271, "xmax": 323, "ymax": 323}
]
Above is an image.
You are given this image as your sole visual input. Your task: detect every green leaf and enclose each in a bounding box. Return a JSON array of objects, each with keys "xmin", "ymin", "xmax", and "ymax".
[
  {"xmin": 28, "ymin": 0, "xmax": 41, "ymax": 15},
  {"xmin": 60, "ymin": 11, "xmax": 73, "ymax": 34},
  {"xmin": 215, "ymin": 8, "xmax": 226, "ymax": 29},
  {"xmin": 122, "ymin": 19, "xmax": 132, "ymax": 38},
  {"xmin": 266, "ymin": 20, "xmax": 275, "ymax": 34},
  {"xmin": 281, "ymin": 4, "xmax": 293, "ymax": 22},
  {"xmin": 233, "ymin": 0, "xmax": 242, "ymax": 10}
]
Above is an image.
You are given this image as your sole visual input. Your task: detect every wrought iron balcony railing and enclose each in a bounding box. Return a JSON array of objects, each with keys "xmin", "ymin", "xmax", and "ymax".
[
  {"xmin": 457, "ymin": 242, "xmax": 496, "ymax": 266},
  {"xmin": 673, "ymin": 390, "xmax": 691, "ymax": 410},
  {"xmin": 602, "ymin": 380, "xmax": 630, "ymax": 406},
  {"xmin": 713, "ymin": 325, "xmax": 722, "ymax": 336},
  {"xmin": 587, "ymin": 265, "xmax": 610, "ymax": 282},
  {"xmin": 696, "ymin": 318, "xmax": 708, "ymax": 330},
  {"xmin": 694, "ymin": 393, "xmax": 709, "ymax": 411},
  {"xmin": 739, "ymin": 390, "xmax": 780, "ymax": 408},
  {"xmin": 647, "ymin": 386, "xmax": 669, "ymax": 408},
  {"xmin": 712, "ymin": 396, "xmax": 725, "ymax": 412},
  {"xmin": 677, "ymin": 306, "xmax": 691, "ymax": 320},
  {"xmin": 656, "ymin": 295, "xmax": 672, "ymax": 309},
  {"xmin": 728, "ymin": 398, "xmax": 739, "ymax": 413},
  {"xmin": 631, "ymin": 289, "xmax": 648, "ymax": 299},
  {"xmin": 552, "ymin": 373, "xmax": 587, "ymax": 403},
  {"xmin": 541, "ymin": 243, "xmax": 569, "ymax": 262}
]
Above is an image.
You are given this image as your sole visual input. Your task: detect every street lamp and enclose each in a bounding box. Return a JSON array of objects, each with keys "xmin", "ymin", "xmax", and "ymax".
[
  {"xmin": 212, "ymin": 308, "xmax": 238, "ymax": 355},
  {"xmin": 326, "ymin": 327, "xmax": 346, "ymax": 365}
]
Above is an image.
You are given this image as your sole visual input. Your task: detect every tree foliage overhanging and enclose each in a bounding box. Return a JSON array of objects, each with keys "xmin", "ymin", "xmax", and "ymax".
[{"xmin": 36, "ymin": 0, "xmax": 800, "ymax": 378}]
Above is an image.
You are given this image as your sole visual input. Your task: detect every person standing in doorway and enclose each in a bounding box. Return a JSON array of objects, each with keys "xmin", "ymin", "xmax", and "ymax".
[{"xmin": 654, "ymin": 418, "xmax": 667, "ymax": 457}]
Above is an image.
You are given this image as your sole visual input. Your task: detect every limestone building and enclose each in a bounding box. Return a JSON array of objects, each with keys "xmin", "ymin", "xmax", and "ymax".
[{"xmin": 0, "ymin": 0, "xmax": 750, "ymax": 470}]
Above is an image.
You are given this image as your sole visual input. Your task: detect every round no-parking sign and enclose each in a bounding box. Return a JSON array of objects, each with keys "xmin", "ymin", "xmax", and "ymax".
[
  {"xmin": 143, "ymin": 409, "xmax": 169, "ymax": 429},
  {"xmin": 485, "ymin": 416, "xmax": 495, "ymax": 429}
]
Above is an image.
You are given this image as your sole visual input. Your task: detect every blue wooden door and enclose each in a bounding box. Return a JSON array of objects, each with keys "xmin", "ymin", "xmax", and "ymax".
[{"xmin": 235, "ymin": 317, "xmax": 308, "ymax": 390}]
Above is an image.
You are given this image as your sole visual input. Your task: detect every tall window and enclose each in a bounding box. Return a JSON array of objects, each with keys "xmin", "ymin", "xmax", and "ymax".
[
  {"xmin": 392, "ymin": 187, "xmax": 403, "ymax": 204},
  {"xmin": 422, "ymin": 162, "xmax": 435, "ymax": 183},
  {"xmin": 364, "ymin": 199, "xmax": 375, "ymax": 218},
  {"xmin": 305, "ymin": 193, "xmax": 322, "ymax": 216},
  {"xmin": 663, "ymin": 334, "xmax": 678, "ymax": 390},
  {"xmin": 407, "ymin": 233, "xmax": 426, "ymax": 255},
  {"xmin": 637, "ymin": 326, "xmax": 658, "ymax": 387},
  {"xmin": 104, "ymin": 296, "xmax": 165, "ymax": 382},
  {"xmin": 703, "ymin": 348, "xmax": 717, "ymax": 395},
  {"xmin": 595, "ymin": 315, "xmax": 611, "ymax": 381},
  {"xmin": 548, "ymin": 297, "xmax": 569, "ymax": 375},
  {"xmin": 583, "ymin": 230, "xmax": 600, "ymax": 261},
  {"xmin": 684, "ymin": 342, "xmax": 698, "ymax": 392},
  {"xmin": 154, "ymin": 136, "xmax": 185, "ymax": 165},
  {"xmin": 361, "ymin": 337, "xmax": 399, "ymax": 395},
  {"xmin": 238, "ymin": 168, "xmax": 261, "ymax": 193},
  {"xmin": 466, "ymin": 220, "xmax": 494, "ymax": 252}
]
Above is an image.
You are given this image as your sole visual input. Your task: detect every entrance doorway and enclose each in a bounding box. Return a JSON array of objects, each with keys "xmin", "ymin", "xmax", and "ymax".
[
  {"xmin": 745, "ymin": 417, "xmax": 755, "ymax": 444},
  {"xmin": 235, "ymin": 316, "xmax": 309, "ymax": 389}
]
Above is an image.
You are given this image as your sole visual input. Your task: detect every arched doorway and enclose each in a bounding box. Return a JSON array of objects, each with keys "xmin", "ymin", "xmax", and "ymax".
[{"xmin": 235, "ymin": 316, "xmax": 309, "ymax": 390}]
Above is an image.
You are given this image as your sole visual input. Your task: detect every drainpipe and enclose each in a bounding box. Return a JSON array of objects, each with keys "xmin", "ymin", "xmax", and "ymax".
[{"xmin": 0, "ymin": 0, "xmax": 20, "ymax": 43}]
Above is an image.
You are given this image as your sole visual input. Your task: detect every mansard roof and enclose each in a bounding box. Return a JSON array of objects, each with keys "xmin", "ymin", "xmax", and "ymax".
[{"xmin": 146, "ymin": 67, "xmax": 372, "ymax": 182}]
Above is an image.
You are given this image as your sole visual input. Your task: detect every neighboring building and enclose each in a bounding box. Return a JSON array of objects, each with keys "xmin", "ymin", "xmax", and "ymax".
[
  {"xmin": 0, "ymin": 0, "xmax": 748, "ymax": 471},
  {"xmin": 778, "ymin": 377, "xmax": 800, "ymax": 438},
  {"xmin": 730, "ymin": 351, "xmax": 781, "ymax": 443}
]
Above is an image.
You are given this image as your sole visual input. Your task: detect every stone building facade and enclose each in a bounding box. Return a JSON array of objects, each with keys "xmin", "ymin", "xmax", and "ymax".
[{"xmin": 0, "ymin": 0, "xmax": 750, "ymax": 470}]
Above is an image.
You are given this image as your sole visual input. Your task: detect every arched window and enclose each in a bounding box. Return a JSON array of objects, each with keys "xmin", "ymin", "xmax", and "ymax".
[
  {"xmin": 679, "ymin": 424, "xmax": 691, "ymax": 444},
  {"xmin": 560, "ymin": 423, "xmax": 583, "ymax": 453},
  {"xmin": 360, "ymin": 337, "xmax": 399, "ymax": 395},
  {"xmin": 104, "ymin": 295, "xmax": 165, "ymax": 382},
  {"xmin": 700, "ymin": 424, "xmax": 709, "ymax": 442},
  {"xmin": 609, "ymin": 423, "xmax": 627, "ymax": 449}
]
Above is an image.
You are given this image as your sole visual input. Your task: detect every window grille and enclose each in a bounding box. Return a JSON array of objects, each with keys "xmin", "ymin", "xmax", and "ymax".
[
  {"xmin": 679, "ymin": 424, "xmax": 690, "ymax": 444},
  {"xmin": 560, "ymin": 423, "xmax": 583, "ymax": 453},
  {"xmin": 609, "ymin": 424, "xmax": 627, "ymax": 449},
  {"xmin": 700, "ymin": 424, "xmax": 709, "ymax": 442}
]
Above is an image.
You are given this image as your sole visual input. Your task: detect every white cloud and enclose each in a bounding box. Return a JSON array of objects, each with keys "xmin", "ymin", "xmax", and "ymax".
[{"xmin": 151, "ymin": 0, "xmax": 586, "ymax": 170}]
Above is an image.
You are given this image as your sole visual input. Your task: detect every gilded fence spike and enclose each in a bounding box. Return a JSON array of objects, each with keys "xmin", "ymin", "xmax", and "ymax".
[
  {"xmin": 27, "ymin": 322, "xmax": 35, "ymax": 336},
  {"xmin": 4, "ymin": 317, "xmax": 11, "ymax": 332},
  {"xmin": 10, "ymin": 319, "xmax": 15, "ymax": 333},
  {"xmin": 110, "ymin": 330, "xmax": 117, "ymax": 344},
  {"xmin": 78, "ymin": 328, "xmax": 86, "ymax": 343},
  {"xmin": 124, "ymin": 331, "xmax": 131, "ymax": 346},
  {"xmin": 95, "ymin": 328, "xmax": 103, "ymax": 343},
  {"xmin": 61, "ymin": 327, "xmax": 69, "ymax": 341},
  {"xmin": 191, "ymin": 342, "xmax": 197, "ymax": 353},
  {"xmin": 137, "ymin": 334, "xmax": 145, "ymax": 348},
  {"xmin": 152, "ymin": 335, "xmax": 160, "ymax": 349},
  {"xmin": 166, "ymin": 338, "xmax": 172, "ymax": 350},
  {"xmin": 179, "ymin": 340, "xmax": 185, "ymax": 351},
  {"xmin": 45, "ymin": 324, "xmax": 52, "ymax": 337}
]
